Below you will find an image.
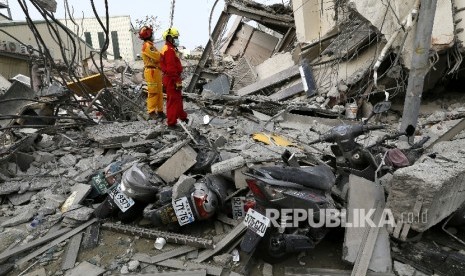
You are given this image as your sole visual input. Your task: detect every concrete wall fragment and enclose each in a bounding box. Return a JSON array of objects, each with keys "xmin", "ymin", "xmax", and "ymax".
[
  {"xmin": 349, "ymin": 0, "xmax": 454, "ymax": 68},
  {"xmin": 386, "ymin": 139, "xmax": 465, "ymax": 232},
  {"xmin": 293, "ymin": 0, "xmax": 337, "ymax": 43}
]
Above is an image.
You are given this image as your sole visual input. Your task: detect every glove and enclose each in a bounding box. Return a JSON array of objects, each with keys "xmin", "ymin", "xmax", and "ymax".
[{"xmin": 175, "ymin": 82, "xmax": 183, "ymax": 91}]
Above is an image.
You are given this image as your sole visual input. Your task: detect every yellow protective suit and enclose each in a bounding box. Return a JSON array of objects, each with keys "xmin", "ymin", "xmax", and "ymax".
[{"xmin": 141, "ymin": 40, "xmax": 163, "ymax": 114}]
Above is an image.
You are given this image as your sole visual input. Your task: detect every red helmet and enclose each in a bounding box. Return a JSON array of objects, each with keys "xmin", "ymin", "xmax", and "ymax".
[{"xmin": 139, "ymin": 26, "xmax": 153, "ymax": 40}]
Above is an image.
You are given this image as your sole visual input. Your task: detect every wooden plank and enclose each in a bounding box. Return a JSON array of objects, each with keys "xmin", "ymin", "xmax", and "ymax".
[
  {"xmin": 17, "ymin": 218, "xmax": 98, "ymax": 268},
  {"xmin": 285, "ymin": 267, "xmax": 395, "ymax": 276},
  {"xmin": 194, "ymin": 222, "xmax": 246, "ymax": 263},
  {"xmin": 237, "ymin": 65, "xmax": 300, "ymax": 96},
  {"xmin": 61, "ymin": 232, "xmax": 83, "ymax": 270},
  {"xmin": 427, "ymin": 118, "xmax": 465, "ymax": 149},
  {"xmin": 269, "ymin": 82, "xmax": 304, "ymax": 101},
  {"xmin": 156, "ymin": 259, "xmax": 222, "ymax": 276},
  {"xmin": 351, "ymin": 200, "xmax": 385, "ymax": 276},
  {"xmin": 0, "ymin": 227, "xmax": 72, "ymax": 263}
]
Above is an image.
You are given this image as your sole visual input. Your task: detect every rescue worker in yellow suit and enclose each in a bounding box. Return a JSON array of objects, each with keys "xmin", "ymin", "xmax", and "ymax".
[{"xmin": 139, "ymin": 26, "xmax": 166, "ymax": 120}]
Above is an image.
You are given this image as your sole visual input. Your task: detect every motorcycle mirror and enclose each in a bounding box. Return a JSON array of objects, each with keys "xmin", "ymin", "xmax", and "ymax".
[
  {"xmin": 373, "ymin": 101, "xmax": 391, "ymax": 114},
  {"xmin": 203, "ymin": 115, "xmax": 210, "ymax": 125},
  {"xmin": 405, "ymin": 125, "xmax": 415, "ymax": 137}
]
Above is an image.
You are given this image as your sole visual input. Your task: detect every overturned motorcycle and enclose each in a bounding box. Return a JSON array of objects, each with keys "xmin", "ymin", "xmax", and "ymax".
[{"xmin": 240, "ymin": 100, "xmax": 429, "ymax": 263}]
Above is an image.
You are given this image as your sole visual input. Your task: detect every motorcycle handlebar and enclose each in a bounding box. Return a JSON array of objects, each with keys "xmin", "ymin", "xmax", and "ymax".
[{"xmin": 364, "ymin": 125, "xmax": 385, "ymax": 132}]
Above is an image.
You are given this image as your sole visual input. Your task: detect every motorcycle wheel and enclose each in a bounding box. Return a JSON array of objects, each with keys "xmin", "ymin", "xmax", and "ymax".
[{"xmin": 257, "ymin": 229, "xmax": 289, "ymax": 264}]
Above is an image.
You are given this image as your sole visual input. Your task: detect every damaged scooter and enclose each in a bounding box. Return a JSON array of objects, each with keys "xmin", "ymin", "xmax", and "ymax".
[{"xmin": 240, "ymin": 100, "xmax": 426, "ymax": 263}]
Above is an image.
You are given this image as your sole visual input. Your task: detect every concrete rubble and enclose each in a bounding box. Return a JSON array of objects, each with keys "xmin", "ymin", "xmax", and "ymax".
[{"xmin": 1, "ymin": 0, "xmax": 465, "ymax": 275}]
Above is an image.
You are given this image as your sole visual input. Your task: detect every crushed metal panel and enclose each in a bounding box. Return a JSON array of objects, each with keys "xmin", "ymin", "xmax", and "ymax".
[
  {"xmin": 224, "ymin": 23, "xmax": 279, "ymax": 66},
  {"xmin": 66, "ymin": 73, "xmax": 110, "ymax": 96},
  {"xmin": 228, "ymin": 57, "xmax": 258, "ymax": 92},
  {"xmin": 0, "ymin": 81, "xmax": 35, "ymax": 128}
]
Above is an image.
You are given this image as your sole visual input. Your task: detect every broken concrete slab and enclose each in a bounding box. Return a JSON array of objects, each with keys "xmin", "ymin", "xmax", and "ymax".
[
  {"xmin": 211, "ymin": 156, "xmax": 246, "ymax": 175},
  {"xmin": 0, "ymin": 228, "xmax": 27, "ymax": 253},
  {"xmin": 0, "ymin": 73, "xmax": 11, "ymax": 93},
  {"xmin": 8, "ymin": 191, "xmax": 36, "ymax": 205},
  {"xmin": 64, "ymin": 206, "xmax": 94, "ymax": 221},
  {"xmin": 233, "ymin": 167, "xmax": 248, "ymax": 189},
  {"xmin": 156, "ymin": 145, "xmax": 198, "ymax": 183},
  {"xmin": 64, "ymin": 261, "xmax": 105, "ymax": 276},
  {"xmin": 256, "ymin": 52, "xmax": 295, "ymax": 80},
  {"xmin": 59, "ymin": 154, "xmax": 78, "ymax": 167},
  {"xmin": 0, "ymin": 181, "xmax": 23, "ymax": 195},
  {"xmin": 61, "ymin": 184, "xmax": 92, "ymax": 212},
  {"xmin": 1, "ymin": 208, "xmax": 34, "ymax": 227},
  {"xmin": 17, "ymin": 218, "xmax": 98, "ymax": 268},
  {"xmin": 22, "ymin": 267, "xmax": 47, "ymax": 276},
  {"xmin": 292, "ymin": 0, "xmax": 337, "ymax": 44},
  {"xmin": 387, "ymin": 139, "xmax": 465, "ymax": 233},
  {"xmin": 13, "ymin": 152, "xmax": 35, "ymax": 171},
  {"xmin": 202, "ymin": 74, "xmax": 231, "ymax": 97},
  {"xmin": 156, "ymin": 259, "xmax": 222, "ymax": 276},
  {"xmin": 0, "ymin": 227, "xmax": 71, "ymax": 263},
  {"xmin": 172, "ymin": 175, "xmax": 196, "ymax": 200},
  {"xmin": 236, "ymin": 65, "xmax": 300, "ymax": 97},
  {"xmin": 29, "ymin": 177, "xmax": 60, "ymax": 191},
  {"xmin": 133, "ymin": 246, "xmax": 197, "ymax": 264},
  {"xmin": 85, "ymin": 121, "xmax": 157, "ymax": 145},
  {"xmin": 61, "ymin": 232, "xmax": 83, "ymax": 270},
  {"xmin": 343, "ymin": 175, "xmax": 392, "ymax": 273}
]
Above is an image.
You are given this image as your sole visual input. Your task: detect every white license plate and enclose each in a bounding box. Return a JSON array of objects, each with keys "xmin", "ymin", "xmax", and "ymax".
[
  {"xmin": 173, "ymin": 197, "xmax": 195, "ymax": 226},
  {"xmin": 232, "ymin": 197, "xmax": 246, "ymax": 219},
  {"xmin": 243, "ymin": 209, "xmax": 270, "ymax": 237},
  {"xmin": 108, "ymin": 185, "xmax": 135, "ymax": 212}
]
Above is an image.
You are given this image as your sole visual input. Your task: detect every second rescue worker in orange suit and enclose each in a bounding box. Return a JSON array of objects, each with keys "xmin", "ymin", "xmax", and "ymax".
[
  {"xmin": 139, "ymin": 26, "xmax": 165, "ymax": 120},
  {"xmin": 160, "ymin": 28, "xmax": 188, "ymax": 127}
]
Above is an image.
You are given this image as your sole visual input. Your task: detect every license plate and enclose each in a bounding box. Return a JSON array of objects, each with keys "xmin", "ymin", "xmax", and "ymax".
[
  {"xmin": 92, "ymin": 172, "xmax": 109, "ymax": 195},
  {"xmin": 232, "ymin": 197, "xmax": 246, "ymax": 219},
  {"xmin": 172, "ymin": 197, "xmax": 195, "ymax": 226},
  {"xmin": 243, "ymin": 209, "xmax": 270, "ymax": 237},
  {"xmin": 108, "ymin": 185, "xmax": 135, "ymax": 212}
]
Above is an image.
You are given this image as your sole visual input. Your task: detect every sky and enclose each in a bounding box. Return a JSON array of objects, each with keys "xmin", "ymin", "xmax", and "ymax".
[{"xmin": 7, "ymin": 0, "xmax": 228, "ymax": 49}]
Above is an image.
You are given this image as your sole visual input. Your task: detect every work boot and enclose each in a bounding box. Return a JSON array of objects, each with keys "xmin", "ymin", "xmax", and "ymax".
[
  {"xmin": 157, "ymin": 112, "xmax": 166, "ymax": 120},
  {"xmin": 148, "ymin": 112, "xmax": 158, "ymax": 120}
]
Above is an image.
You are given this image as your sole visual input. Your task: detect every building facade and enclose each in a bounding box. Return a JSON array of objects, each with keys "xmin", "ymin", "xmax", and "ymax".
[{"xmin": 60, "ymin": 16, "xmax": 140, "ymax": 62}]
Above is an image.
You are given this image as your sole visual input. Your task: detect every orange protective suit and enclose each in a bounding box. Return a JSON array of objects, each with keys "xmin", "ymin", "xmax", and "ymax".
[
  {"xmin": 141, "ymin": 40, "xmax": 163, "ymax": 115},
  {"xmin": 160, "ymin": 41, "xmax": 187, "ymax": 126}
]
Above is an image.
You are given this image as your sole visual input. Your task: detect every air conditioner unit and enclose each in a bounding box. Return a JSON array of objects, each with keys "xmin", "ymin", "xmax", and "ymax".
[
  {"xmin": 0, "ymin": 41, "xmax": 7, "ymax": 51},
  {"xmin": 7, "ymin": 41, "xmax": 18, "ymax": 53}
]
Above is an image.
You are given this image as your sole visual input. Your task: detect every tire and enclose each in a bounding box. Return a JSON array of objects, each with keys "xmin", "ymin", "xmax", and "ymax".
[{"xmin": 257, "ymin": 229, "xmax": 290, "ymax": 264}]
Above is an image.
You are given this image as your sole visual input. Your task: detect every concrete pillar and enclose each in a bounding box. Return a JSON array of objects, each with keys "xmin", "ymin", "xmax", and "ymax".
[{"xmin": 292, "ymin": 0, "xmax": 337, "ymax": 43}]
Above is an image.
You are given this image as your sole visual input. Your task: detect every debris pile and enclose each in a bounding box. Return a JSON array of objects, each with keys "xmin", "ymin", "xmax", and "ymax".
[{"xmin": 2, "ymin": 0, "xmax": 465, "ymax": 276}]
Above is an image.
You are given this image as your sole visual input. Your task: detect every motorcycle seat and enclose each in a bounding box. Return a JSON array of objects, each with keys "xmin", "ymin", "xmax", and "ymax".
[{"xmin": 256, "ymin": 165, "xmax": 336, "ymax": 191}]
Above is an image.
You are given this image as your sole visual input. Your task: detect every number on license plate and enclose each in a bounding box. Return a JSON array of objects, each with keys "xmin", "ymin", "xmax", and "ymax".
[
  {"xmin": 243, "ymin": 209, "xmax": 270, "ymax": 237},
  {"xmin": 108, "ymin": 185, "xmax": 135, "ymax": 212},
  {"xmin": 172, "ymin": 197, "xmax": 195, "ymax": 226},
  {"xmin": 232, "ymin": 197, "xmax": 246, "ymax": 219}
]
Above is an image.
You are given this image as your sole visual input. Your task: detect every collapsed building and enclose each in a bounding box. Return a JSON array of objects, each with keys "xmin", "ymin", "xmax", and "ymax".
[{"xmin": 1, "ymin": 0, "xmax": 465, "ymax": 275}]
